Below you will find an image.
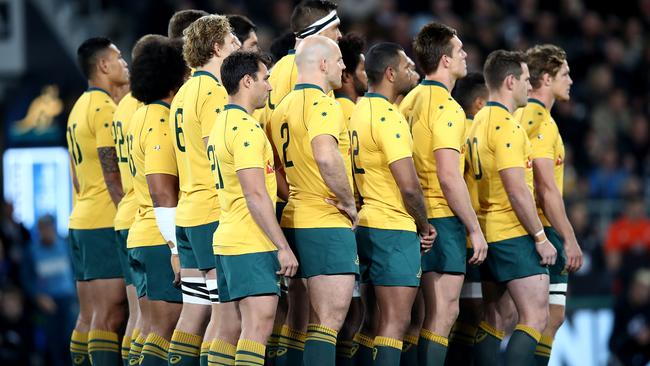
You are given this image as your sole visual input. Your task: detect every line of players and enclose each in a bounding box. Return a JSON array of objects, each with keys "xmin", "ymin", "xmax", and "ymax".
[{"xmin": 66, "ymin": 1, "xmax": 584, "ymax": 366}]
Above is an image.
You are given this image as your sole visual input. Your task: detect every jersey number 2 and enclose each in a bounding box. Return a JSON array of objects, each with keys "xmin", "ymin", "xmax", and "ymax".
[{"xmin": 280, "ymin": 122, "xmax": 294, "ymax": 168}]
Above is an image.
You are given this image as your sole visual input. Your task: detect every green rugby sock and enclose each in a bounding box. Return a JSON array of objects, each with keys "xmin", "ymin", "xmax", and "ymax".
[
  {"xmin": 353, "ymin": 333, "xmax": 374, "ymax": 366},
  {"xmin": 373, "ymin": 336, "xmax": 402, "ymax": 366},
  {"xmin": 445, "ymin": 321, "xmax": 477, "ymax": 366},
  {"xmin": 417, "ymin": 329, "xmax": 448, "ymax": 366},
  {"xmin": 140, "ymin": 332, "xmax": 170, "ymax": 366},
  {"xmin": 303, "ymin": 324, "xmax": 337, "ymax": 366},
  {"xmin": 88, "ymin": 329, "xmax": 121, "ymax": 366},
  {"xmin": 168, "ymin": 330, "xmax": 202, "ymax": 366},
  {"xmin": 505, "ymin": 325, "xmax": 541, "ymax": 366},
  {"xmin": 400, "ymin": 334, "xmax": 419, "ymax": 366},
  {"xmin": 275, "ymin": 325, "xmax": 305, "ymax": 366},
  {"xmin": 534, "ymin": 334, "xmax": 553, "ymax": 366},
  {"xmin": 472, "ymin": 321, "xmax": 503, "ymax": 366},
  {"xmin": 70, "ymin": 330, "xmax": 91, "ymax": 366}
]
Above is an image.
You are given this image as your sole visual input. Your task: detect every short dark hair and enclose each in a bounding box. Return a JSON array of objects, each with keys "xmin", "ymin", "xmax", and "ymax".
[
  {"xmin": 290, "ymin": 0, "xmax": 338, "ymax": 33},
  {"xmin": 227, "ymin": 15, "xmax": 257, "ymax": 44},
  {"xmin": 365, "ymin": 42, "xmax": 403, "ymax": 86},
  {"xmin": 221, "ymin": 51, "xmax": 272, "ymax": 95},
  {"xmin": 339, "ymin": 33, "xmax": 365, "ymax": 76},
  {"xmin": 270, "ymin": 32, "xmax": 296, "ymax": 63},
  {"xmin": 77, "ymin": 37, "xmax": 112, "ymax": 79},
  {"xmin": 452, "ymin": 72, "xmax": 487, "ymax": 112},
  {"xmin": 413, "ymin": 22, "xmax": 457, "ymax": 75},
  {"xmin": 526, "ymin": 44, "xmax": 567, "ymax": 89},
  {"xmin": 168, "ymin": 9, "xmax": 209, "ymax": 38},
  {"xmin": 131, "ymin": 37, "xmax": 187, "ymax": 103},
  {"xmin": 483, "ymin": 50, "xmax": 527, "ymax": 91}
]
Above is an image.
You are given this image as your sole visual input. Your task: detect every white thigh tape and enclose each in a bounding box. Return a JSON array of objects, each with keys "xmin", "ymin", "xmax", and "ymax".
[
  {"xmin": 181, "ymin": 276, "xmax": 210, "ymax": 305},
  {"xmin": 460, "ymin": 282, "xmax": 483, "ymax": 299},
  {"xmin": 206, "ymin": 279, "xmax": 219, "ymax": 303},
  {"xmin": 549, "ymin": 283, "xmax": 567, "ymax": 306}
]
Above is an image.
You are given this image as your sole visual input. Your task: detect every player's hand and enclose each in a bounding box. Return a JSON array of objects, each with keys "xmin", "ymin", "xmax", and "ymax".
[
  {"xmin": 170, "ymin": 254, "xmax": 181, "ymax": 288},
  {"xmin": 468, "ymin": 229, "xmax": 488, "ymax": 265},
  {"xmin": 535, "ymin": 239, "xmax": 557, "ymax": 266},
  {"xmin": 277, "ymin": 247, "xmax": 299, "ymax": 278},
  {"xmin": 563, "ymin": 237, "xmax": 583, "ymax": 272},
  {"xmin": 325, "ymin": 198, "xmax": 359, "ymax": 230},
  {"xmin": 419, "ymin": 223, "xmax": 437, "ymax": 252}
]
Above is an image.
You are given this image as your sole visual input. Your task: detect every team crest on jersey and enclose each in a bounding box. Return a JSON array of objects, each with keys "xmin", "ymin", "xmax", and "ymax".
[{"xmin": 266, "ymin": 160, "xmax": 275, "ymax": 174}]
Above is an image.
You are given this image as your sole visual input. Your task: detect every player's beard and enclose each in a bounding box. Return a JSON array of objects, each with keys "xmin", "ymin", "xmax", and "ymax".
[{"xmin": 353, "ymin": 77, "xmax": 367, "ymax": 97}]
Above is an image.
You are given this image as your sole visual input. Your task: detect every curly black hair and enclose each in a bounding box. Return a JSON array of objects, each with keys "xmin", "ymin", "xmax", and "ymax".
[
  {"xmin": 130, "ymin": 37, "xmax": 187, "ymax": 103},
  {"xmin": 339, "ymin": 33, "xmax": 365, "ymax": 76}
]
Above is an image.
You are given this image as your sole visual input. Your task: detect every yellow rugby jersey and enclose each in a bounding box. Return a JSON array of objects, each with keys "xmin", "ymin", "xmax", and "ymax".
[
  {"xmin": 515, "ymin": 98, "xmax": 565, "ymax": 227},
  {"xmin": 170, "ymin": 70, "xmax": 227, "ymax": 227},
  {"xmin": 67, "ymin": 87, "xmax": 117, "ymax": 229},
  {"xmin": 335, "ymin": 93, "xmax": 356, "ymax": 127},
  {"xmin": 253, "ymin": 50, "xmax": 297, "ymax": 128},
  {"xmin": 126, "ymin": 101, "xmax": 177, "ymax": 248},
  {"xmin": 208, "ymin": 105, "xmax": 277, "ymax": 255},
  {"xmin": 399, "ymin": 80, "xmax": 466, "ymax": 218},
  {"xmin": 269, "ymin": 83, "xmax": 353, "ymax": 228},
  {"xmin": 465, "ymin": 101, "xmax": 534, "ymax": 243},
  {"xmin": 349, "ymin": 93, "xmax": 415, "ymax": 231},
  {"xmin": 112, "ymin": 92, "xmax": 142, "ymax": 230}
]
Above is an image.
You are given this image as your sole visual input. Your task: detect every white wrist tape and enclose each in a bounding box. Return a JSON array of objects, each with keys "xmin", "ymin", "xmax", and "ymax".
[{"xmin": 154, "ymin": 207, "xmax": 177, "ymax": 251}]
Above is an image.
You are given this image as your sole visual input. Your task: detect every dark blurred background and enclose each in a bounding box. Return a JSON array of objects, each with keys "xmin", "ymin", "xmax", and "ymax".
[{"xmin": 0, "ymin": 0, "xmax": 649, "ymax": 365}]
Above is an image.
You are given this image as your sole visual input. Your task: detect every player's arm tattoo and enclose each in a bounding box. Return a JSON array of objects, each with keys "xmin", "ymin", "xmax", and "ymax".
[{"xmin": 98, "ymin": 146, "xmax": 124, "ymax": 206}]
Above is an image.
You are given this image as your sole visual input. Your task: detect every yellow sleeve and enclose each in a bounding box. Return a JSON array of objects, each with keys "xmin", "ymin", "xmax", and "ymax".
[
  {"xmin": 432, "ymin": 105, "xmax": 466, "ymax": 152},
  {"xmin": 233, "ymin": 128, "xmax": 267, "ymax": 171},
  {"xmin": 144, "ymin": 120, "xmax": 178, "ymax": 176},
  {"xmin": 529, "ymin": 121, "xmax": 557, "ymax": 160},
  {"xmin": 494, "ymin": 124, "xmax": 527, "ymax": 171},
  {"xmin": 376, "ymin": 114, "xmax": 413, "ymax": 164},
  {"xmin": 307, "ymin": 97, "xmax": 344, "ymax": 142},
  {"xmin": 94, "ymin": 105, "xmax": 117, "ymax": 148},
  {"xmin": 199, "ymin": 88, "xmax": 228, "ymax": 138}
]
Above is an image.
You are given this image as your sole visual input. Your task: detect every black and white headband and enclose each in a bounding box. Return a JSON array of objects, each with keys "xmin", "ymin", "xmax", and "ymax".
[{"xmin": 294, "ymin": 10, "xmax": 340, "ymax": 40}]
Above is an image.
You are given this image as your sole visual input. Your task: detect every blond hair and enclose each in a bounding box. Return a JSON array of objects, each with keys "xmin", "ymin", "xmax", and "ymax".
[{"xmin": 183, "ymin": 14, "xmax": 232, "ymax": 68}]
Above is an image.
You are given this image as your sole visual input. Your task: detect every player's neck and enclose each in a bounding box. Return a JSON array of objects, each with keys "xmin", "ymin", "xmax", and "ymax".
[
  {"xmin": 424, "ymin": 70, "xmax": 455, "ymax": 92},
  {"xmin": 197, "ymin": 58, "xmax": 223, "ymax": 83},
  {"xmin": 488, "ymin": 91, "xmax": 515, "ymax": 114},
  {"xmin": 528, "ymin": 89, "xmax": 555, "ymax": 110},
  {"xmin": 368, "ymin": 83, "xmax": 396, "ymax": 104},
  {"xmin": 227, "ymin": 95, "xmax": 254, "ymax": 115},
  {"xmin": 87, "ymin": 78, "xmax": 122, "ymax": 103},
  {"xmin": 296, "ymin": 75, "xmax": 330, "ymax": 94}
]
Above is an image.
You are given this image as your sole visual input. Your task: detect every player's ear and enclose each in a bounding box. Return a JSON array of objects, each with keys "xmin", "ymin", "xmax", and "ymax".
[
  {"xmin": 542, "ymin": 72, "xmax": 552, "ymax": 87},
  {"xmin": 504, "ymin": 74, "xmax": 515, "ymax": 91},
  {"xmin": 385, "ymin": 66, "xmax": 395, "ymax": 83},
  {"xmin": 320, "ymin": 58, "xmax": 328, "ymax": 73},
  {"xmin": 97, "ymin": 54, "xmax": 110, "ymax": 75}
]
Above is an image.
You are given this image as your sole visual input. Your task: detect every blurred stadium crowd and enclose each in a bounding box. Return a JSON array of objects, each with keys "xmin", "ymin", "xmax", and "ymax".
[{"xmin": 1, "ymin": 0, "xmax": 650, "ymax": 365}]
